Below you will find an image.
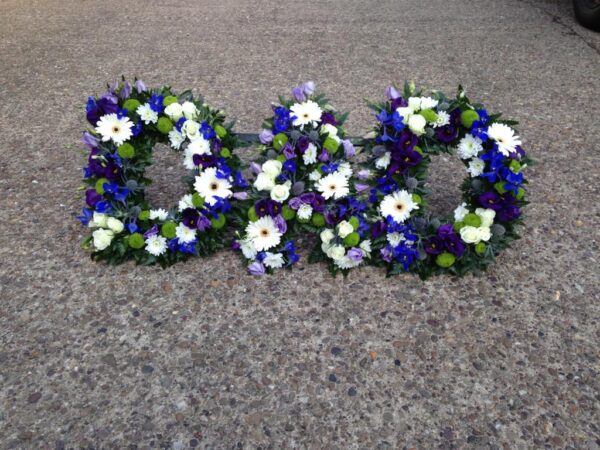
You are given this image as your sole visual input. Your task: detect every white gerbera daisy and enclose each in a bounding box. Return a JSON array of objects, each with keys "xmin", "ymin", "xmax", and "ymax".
[
  {"xmin": 145, "ymin": 235, "xmax": 167, "ymax": 256},
  {"xmin": 245, "ymin": 216, "xmax": 282, "ymax": 252},
  {"xmin": 183, "ymin": 137, "xmax": 211, "ymax": 169},
  {"xmin": 149, "ymin": 208, "xmax": 169, "ymax": 221},
  {"xmin": 433, "ymin": 110, "xmax": 450, "ymax": 128},
  {"xmin": 316, "ymin": 171, "xmax": 350, "ymax": 200},
  {"xmin": 168, "ymin": 130, "xmax": 185, "ymax": 150},
  {"xmin": 175, "ymin": 223, "xmax": 197, "ymax": 244},
  {"xmin": 95, "ymin": 113, "xmax": 133, "ymax": 146},
  {"xmin": 136, "ymin": 103, "xmax": 158, "ymax": 124},
  {"xmin": 487, "ymin": 123, "xmax": 521, "ymax": 156},
  {"xmin": 263, "ymin": 252, "xmax": 285, "ymax": 269},
  {"xmin": 457, "ymin": 134, "xmax": 483, "ymax": 159},
  {"xmin": 178, "ymin": 194, "xmax": 194, "ymax": 212},
  {"xmin": 467, "ymin": 157, "xmax": 485, "ymax": 177},
  {"xmin": 380, "ymin": 190, "xmax": 419, "ymax": 223},
  {"xmin": 194, "ymin": 167, "xmax": 232, "ymax": 205},
  {"xmin": 290, "ymin": 100, "xmax": 322, "ymax": 129}
]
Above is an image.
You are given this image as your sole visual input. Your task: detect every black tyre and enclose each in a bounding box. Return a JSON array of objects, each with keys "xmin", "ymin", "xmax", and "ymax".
[{"xmin": 574, "ymin": 0, "xmax": 600, "ymax": 31}]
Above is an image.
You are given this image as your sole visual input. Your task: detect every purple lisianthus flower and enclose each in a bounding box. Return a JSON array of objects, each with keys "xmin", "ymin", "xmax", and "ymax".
[
  {"xmin": 312, "ymin": 194, "xmax": 326, "ymax": 213},
  {"xmin": 86, "ymin": 95, "xmax": 119, "ymax": 126},
  {"xmin": 282, "ymin": 143, "xmax": 296, "ymax": 159},
  {"xmin": 135, "ymin": 79, "xmax": 146, "ymax": 93},
  {"xmin": 424, "ymin": 236, "xmax": 444, "ymax": 255},
  {"xmin": 248, "ymin": 261, "xmax": 266, "ymax": 276},
  {"xmin": 85, "ymin": 189, "xmax": 101, "ymax": 207},
  {"xmin": 259, "ymin": 129, "xmax": 274, "ymax": 144},
  {"xmin": 292, "ymin": 86, "xmax": 306, "ymax": 102},
  {"xmin": 443, "ymin": 233, "xmax": 465, "ymax": 257},
  {"xmin": 296, "ymin": 136, "xmax": 310, "ymax": 153},
  {"xmin": 437, "ymin": 223, "xmax": 454, "ymax": 236},
  {"xmin": 255, "ymin": 199, "xmax": 281, "ymax": 217},
  {"xmin": 347, "ymin": 247, "xmax": 364, "ymax": 262},
  {"xmin": 287, "ymin": 197, "xmax": 303, "ymax": 210},
  {"xmin": 302, "ymin": 81, "xmax": 315, "ymax": 96},
  {"xmin": 435, "ymin": 125, "xmax": 458, "ymax": 143},
  {"xmin": 372, "ymin": 220, "xmax": 387, "ymax": 238},
  {"xmin": 342, "ymin": 139, "xmax": 355, "ymax": 159},
  {"xmin": 318, "ymin": 149, "xmax": 330, "ymax": 162},
  {"xmin": 233, "ymin": 191, "xmax": 249, "ymax": 200},
  {"xmin": 355, "ymin": 183, "xmax": 370, "ymax": 193},
  {"xmin": 479, "ymin": 191, "xmax": 503, "ymax": 211},
  {"xmin": 197, "ymin": 215, "xmax": 211, "ymax": 231},
  {"xmin": 300, "ymin": 192, "xmax": 316, "ymax": 204},
  {"xmin": 120, "ymin": 81, "xmax": 132, "ymax": 99},
  {"xmin": 231, "ymin": 240, "xmax": 241, "ymax": 251},
  {"xmin": 193, "ymin": 154, "xmax": 217, "ymax": 169},
  {"xmin": 181, "ymin": 208, "xmax": 201, "ymax": 229},
  {"xmin": 321, "ymin": 112, "xmax": 337, "ymax": 126},
  {"xmin": 391, "ymin": 96, "xmax": 408, "ymax": 110},
  {"xmin": 274, "ymin": 214, "xmax": 287, "ymax": 234},
  {"xmin": 497, "ymin": 204, "xmax": 521, "ymax": 222},
  {"xmin": 250, "ymin": 162, "xmax": 262, "ymax": 174},
  {"xmin": 81, "ymin": 132, "xmax": 99, "ymax": 150},
  {"xmin": 143, "ymin": 225, "xmax": 159, "ymax": 238},
  {"xmin": 395, "ymin": 131, "xmax": 418, "ymax": 152},
  {"xmin": 385, "ymin": 85, "xmax": 400, "ymax": 100}
]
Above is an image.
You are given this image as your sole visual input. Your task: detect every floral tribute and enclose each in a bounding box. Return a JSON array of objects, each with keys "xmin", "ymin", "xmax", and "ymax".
[
  {"xmin": 363, "ymin": 82, "xmax": 530, "ymax": 278},
  {"xmin": 232, "ymin": 82, "xmax": 372, "ymax": 275},
  {"xmin": 78, "ymin": 78, "xmax": 247, "ymax": 266}
]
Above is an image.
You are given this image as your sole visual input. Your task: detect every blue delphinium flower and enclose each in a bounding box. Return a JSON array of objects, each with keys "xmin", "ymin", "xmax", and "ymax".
[
  {"xmin": 200, "ymin": 122, "xmax": 216, "ymax": 140},
  {"xmin": 273, "ymin": 106, "xmax": 293, "ymax": 133},
  {"xmin": 77, "ymin": 208, "xmax": 93, "ymax": 226},
  {"xmin": 149, "ymin": 94, "xmax": 164, "ymax": 113}
]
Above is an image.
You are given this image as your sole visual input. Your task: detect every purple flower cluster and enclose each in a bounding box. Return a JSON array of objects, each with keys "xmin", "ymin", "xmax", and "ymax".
[{"xmin": 423, "ymin": 224, "xmax": 465, "ymax": 257}]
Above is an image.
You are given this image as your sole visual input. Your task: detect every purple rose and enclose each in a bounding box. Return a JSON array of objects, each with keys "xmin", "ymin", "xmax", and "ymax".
[
  {"xmin": 259, "ymin": 129, "xmax": 274, "ymax": 144},
  {"xmin": 347, "ymin": 247, "xmax": 364, "ymax": 262},
  {"xmin": 248, "ymin": 261, "xmax": 266, "ymax": 276}
]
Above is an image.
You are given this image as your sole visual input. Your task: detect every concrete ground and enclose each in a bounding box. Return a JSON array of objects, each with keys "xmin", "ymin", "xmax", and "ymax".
[{"xmin": 1, "ymin": 0, "xmax": 599, "ymax": 448}]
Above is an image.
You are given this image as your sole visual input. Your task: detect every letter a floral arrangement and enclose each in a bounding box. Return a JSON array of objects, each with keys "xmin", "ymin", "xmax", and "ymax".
[{"xmin": 78, "ymin": 79, "xmax": 530, "ymax": 279}]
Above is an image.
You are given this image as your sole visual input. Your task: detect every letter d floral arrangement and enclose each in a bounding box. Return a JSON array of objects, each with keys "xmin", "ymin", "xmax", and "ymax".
[{"xmin": 78, "ymin": 79, "xmax": 530, "ymax": 278}]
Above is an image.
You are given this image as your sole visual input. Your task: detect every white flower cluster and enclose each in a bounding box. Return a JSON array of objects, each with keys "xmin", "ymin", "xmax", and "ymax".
[
  {"xmin": 88, "ymin": 212, "xmax": 124, "ymax": 250},
  {"xmin": 320, "ymin": 221, "xmax": 371, "ymax": 270},
  {"xmin": 453, "ymin": 203, "xmax": 496, "ymax": 244},
  {"xmin": 395, "ymin": 96, "xmax": 445, "ymax": 136},
  {"xmin": 253, "ymin": 160, "xmax": 292, "ymax": 202}
]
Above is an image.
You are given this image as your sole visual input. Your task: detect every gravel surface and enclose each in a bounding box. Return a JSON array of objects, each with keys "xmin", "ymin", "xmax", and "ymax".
[{"xmin": 1, "ymin": 0, "xmax": 599, "ymax": 448}]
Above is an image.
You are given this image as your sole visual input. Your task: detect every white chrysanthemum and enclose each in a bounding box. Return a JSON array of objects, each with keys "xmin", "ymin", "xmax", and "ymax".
[
  {"xmin": 169, "ymin": 130, "xmax": 185, "ymax": 149},
  {"xmin": 270, "ymin": 183, "xmax": 291, "ymax": 202},
  {"xmin": 145, "ymin": 235, "xmax": 167, "ymax": 256},
  {"xmin": 89, "ymin": 212, "xmax": 108, "ymax": 228},
  {"xmin": 262, "ymin": 160, "xmax": 282, "ymax": 178},
  {"xmin": 308, "ymin": 170, "xmax": 322, "ymax": 181},
  {"xmin": 297, "ymin": 203, "xmax": 313, "ymax": 220},
  {"xmin": 319, "ymin": 123, "xmax": 338, "ymax": 137},
  {"xmin": 380, "ymin": 190, "xmax": 419, "ymax": 223},
  {"xmin": 92, "ymin": 228, "xmax": 114, "ymax": 250},
  {"xmin": 194, "ymin": 167, "xmax": 232, "ymax": 205},
  {"xmin": 386, "ymin": 232, "xmax": 405, "ymax": 247},
  {"xmin": 359, "ymin": 239, "xmax": 372, "ymax": 256},
  {"xmin": 136, "ymin": 103, "xmax": 158, "ymax": 124},
  {"xmin": 337, "ymin": 162, "xmax": 353, "ymax": 179},
  {"xmin": 106, "ymin": 217, "xmax": 124, "ymax": 233},
  {"xmin": 408, "ymin": 114, "xmax": 427, "ymax": 136},
  {"xmin": 487, "ymin": 123, "xmax": 521, "ymax": 156},
  {"xmin": 316, "ymin": 171, "xmax": 350, "ymax": 200},
  {"xmin": 320, "ymin": 228, "xmax": 335, "ymax": 244},
  {"xmin": 467, "ymin": 157, "xmax": 485, "ymax": 177},
  {"xmin": 303, "ymin": 143, "xmax": 318, "ymax": 165},
  {"xmin": 245, "ymin": 216, "xmax": 282, "ymax": 251},
  {"xmin": 164, "ymin": 102, "xmax": 184, "ymax": 121},
  {"xmin": 419, "ymin": 96, "xmax": 439, "ymax": 110},
  {"xmin": 254, "ymin": 172, "xmax": 276, "ymax": 191},
  {"xmin": 334, "ymin": 255, "xmax": 361, "ymax": 269},
  {"xmin": 457, "ymin": 134, "xmax": 483, "ymax": 159},
  {"xmin": 149, "ymin": 209, "xmax": 168, "ymax": 221},
  {"xmin": 95, "ymin": 113, "xmax": 133, "ymax": 146},
  {"xmin": 240, "ymin": 239, "xmax": 258, "ymax": 260},
  {"xmin": 181, "ymin": 101, "xmax": 198, "ymax": 120},
  {"xmin": 178, "ymin": 194, "xmax": 194, "ymax": 212},
  {"xmin": 263, "ymin": 252, "xmax": 285, "ymax": 269},
  {"xmin": 433, "ymin": 110, "xmax": 450, "ymax": 128},
  {"xmin": 175, "ymin": 223, "xmax": 197, "ymax": 244},
  {"xmin": 181, "ymin": 120, "xmax": 201, "ymax": 141},
  {"xmin": 453, "ymin": 202, "xmax": 469, "ymax": 221},
  {"xmin": 375, "ymin": 152, "xmax": 391, "ymax": 169},
  {"xmin": 337, "ymin": 221, "xmax": 354, "ymax": 239},
  {"xmin": 326, "ymin": 244, "xmax": 346, "ymax": 261},
  {"xmin": 291, "ymin": 100, "xmax": 322, "ymax": 128},
  {"xmin": 183, "ymin": 137, "xmax": 211, "ymax": 169},
  {"xmin": 475, "ymin": 208, "xmax": 496, "ymax": 228}
]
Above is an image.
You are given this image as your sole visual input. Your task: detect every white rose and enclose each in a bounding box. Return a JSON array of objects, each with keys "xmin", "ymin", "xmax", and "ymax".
[
  {"xmin": 476, "ymin": 226, "xmax": 492, "ymax": 242},
  {"xmin": 89, "ymin": 212, "xmax": 108, "ymax": 228},
  {"xmin": 106, "ymin": 217, "xmax": 124, "ymax": 233},
  {"xmin": 262, "ymin": 159, "xmax": 282, "ymax": 178},
  {"xmin": 321, "ymin": 241, "xmax": 331, "ymax": 254},
  {"xmin": 453, "ymin": 203, "xmax": 469, "ymax": 222},
  {"xmin": 475, "ymin": 208, "xmax": 496, "ymax": 228},
  {"xmin": 308, "ymin": 169, "xmax": 322, "ymax": 181},
  {"xmin": 303, "ymin": 143, "xmax": 318, "ymax": 165},
  {"xmin": 263, "ymin": 252, "xmax": 285, "ymax": 269},
  {"xmin": 327, "ymin": 245, "xmax": 346, "ymax": 261},
  {"xmin": 337, "ymin": 221, "xmax": 354, "ymax": 238},
  {"xmin": 164, "ymin": 102, "xmax": 183, "ymax": 121},
  {"xmin": 408, "ymin": 97, "xmax": 422, "ymax": 111},
  {"xmin": 320, "ymin": 229, "xmax": 335, "ymax": 244},
  {"xmin": 298, "ymin": 203, "xmax": 313, "ymax": 221},
  {"xmin": 92, "ymin": 228, "xmax": 114, "ymax": 250},
  {"xmin": 319, "ymin": 123, "xmax": 338, "ymax": 137},
  {"xmin": 181, "ymin": 120, "xmax": 201, "ymax": 141},
  {"xmin": 253, "ymin": 172, "xmax": 276, "ymax": 191},
  {"xmin": 408, "ymin": 114, "xmax": 427, "ymax": 136},
  {"xmin": 240, "ymin": 239, "xmax": 257, "ymax": 259},
  {"xmin": 270, "ymin": 183, "xmax": 291, "ymax": 202},
  {"xmin": 460, "ymin": 226, "xmax": 482, "ymax": 244},
  {"xmin": 181, "ymin": 101, "xmax": 198, "ymax": 120}
]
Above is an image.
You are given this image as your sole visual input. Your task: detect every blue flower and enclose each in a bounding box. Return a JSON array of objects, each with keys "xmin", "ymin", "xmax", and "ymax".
[
  {"xmin": 283, "ymin": 159, "xmax": 296, "ymax": 173},
  {"xmin": 175, "ymin": 117, "xmax": 186, "ymax": 132},
  {"xmin": 95, "ymin": 200, "xmax": 112, "ymax": 213},
  {"xmin": 149, "ymin": 94, "xmax": 164, "ymax": 113},
  {"xmin": 132, "ymin": 121, "xmax": 142, "ymax": 137},
  {"xmin": 234, "ymin": 171, "xmax": 249, "ymax": 188},
  {"xmin": 126, "ymin": 222, "xmax": 138, "ymax": 233},
  {"xmin": 77, "ymin": 208, "xmax": 93, "ymax": 226},
  {"xmin": 476, "ymin": 108, "xmax": 490, "ymax": 125},
  {"xmin": 273, "ymin": 106, "xmax": 293, "ymax": 133},
  {"xmin": 321, "ymin": 163, "xmax": 339, "ymax": 174},
  {"xmin": 200, "ymin": 122, "xmax": 216, "ymax": 140},
  {"xmin": 470, "ymin": 122, "xmax": 488, "ymax": 142}
]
